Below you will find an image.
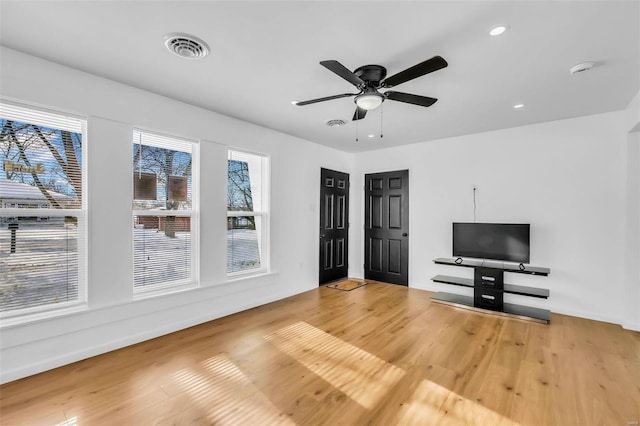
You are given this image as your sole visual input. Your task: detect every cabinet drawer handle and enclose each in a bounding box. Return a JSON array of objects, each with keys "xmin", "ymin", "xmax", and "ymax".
[
  {"xmin": 481, "ymin": 276, "xmax": 495, "ymax": 282},
  {"xmin": 481, "ymin": 294, "xmax": 496, "ymax": 300}
]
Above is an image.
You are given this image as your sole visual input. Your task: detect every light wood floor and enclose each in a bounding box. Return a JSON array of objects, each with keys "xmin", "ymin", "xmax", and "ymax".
[{"xmin": 1, "ymin": 281, "xmax": 639, "ymax": 425}]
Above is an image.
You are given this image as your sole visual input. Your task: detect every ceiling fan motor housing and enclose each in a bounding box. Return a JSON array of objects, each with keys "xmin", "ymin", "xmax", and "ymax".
[
  {"xmin": 354, "ymin": 65, "xmax": 387, "ymax": 87},
  {"xmin": 353, "ymin": 65, "xmax": 388, "ymax": 109}
]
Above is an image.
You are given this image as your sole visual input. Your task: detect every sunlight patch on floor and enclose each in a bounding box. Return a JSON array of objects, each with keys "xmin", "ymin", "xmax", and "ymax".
[
  {"xmin": 172, "ymin": 354, "xmax": 294, "ymax": 425},
  {"xmin": 395, "ymin": 379, "xmax": 521, "ymax": 426},
  {"xmin": 55, "ymin": 416, "xmax": 78, "ymax": 426},
  {"xmin": 264, "ymin": 321, "xmax": 405, "ymax": 410}
]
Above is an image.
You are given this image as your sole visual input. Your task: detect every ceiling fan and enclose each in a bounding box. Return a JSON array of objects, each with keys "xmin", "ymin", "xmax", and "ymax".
[{"xmin": 294, "ymin": 56, "xmax": 448, "ymax": 121}]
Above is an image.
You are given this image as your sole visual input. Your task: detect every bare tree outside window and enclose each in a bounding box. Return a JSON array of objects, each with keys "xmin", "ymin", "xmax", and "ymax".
[
  {"xmin": 1, "ymin": 119, "xmax": 82, "ymax": 208},
  {"xmin": 133, "ymin": 143, "xmax": 192, "ymax": 238},
  {"xmin": 227, "ymin": 159, "xmax": 254, "ymax": 229},
  {"xmin": 132, "ymin": 133, "xmax": 195, "ymax": 290},
  {"xmin": 1, "ymin": 115, "xmax": 84, "ymax": 313},
  {"xmin": 227, "ymin": 151, "xmax": 265, "ymax": 274}
]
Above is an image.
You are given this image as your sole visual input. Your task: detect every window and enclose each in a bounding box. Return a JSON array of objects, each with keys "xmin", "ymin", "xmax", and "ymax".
[
  {"xmin": 133, "ymin": 130, "xmax": 197, "ymax": 292},
  {"xmin": 227, "ymin": 150, "xmax": 268, "ymax": 274},
  {"xmin": 0, "ymin": 101, "xmax": 86, "ymax": 317}
]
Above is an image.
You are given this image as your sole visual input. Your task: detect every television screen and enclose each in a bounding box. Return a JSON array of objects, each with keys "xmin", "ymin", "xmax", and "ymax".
[{"xmin": 453, "ymin": 223, "xmax": 530, "ymax": 263}]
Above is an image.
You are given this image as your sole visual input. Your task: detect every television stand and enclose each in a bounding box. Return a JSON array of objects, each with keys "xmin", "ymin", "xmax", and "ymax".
[{"xmin": 430, "ymin": 258, "xmax": 551, "ymax": 323}]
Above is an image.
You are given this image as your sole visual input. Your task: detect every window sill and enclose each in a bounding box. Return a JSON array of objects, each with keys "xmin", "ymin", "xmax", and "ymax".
[
  {"xmin": 0, "ymin": 302, "xmax": 89, "ymax": 330},
  {"xmin": 132, "ymin": 281, "xmax": 199, "ymax": 301},
  {"xmin": 226, "ymin": 268, "xmax": 271, "ymax": 282}
]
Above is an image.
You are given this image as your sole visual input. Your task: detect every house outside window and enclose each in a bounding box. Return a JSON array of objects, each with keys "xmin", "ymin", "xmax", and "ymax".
[
  {"xmin": 133, "ymin": 130, "xmax": 198, "ymax": 293},
  {"xmin": 0, "ymin": 101, "xmax": 86, "ymax": 318},
  {"xmin": 227, "ymin": 149, "xmax": 268, "ymax": 275}
]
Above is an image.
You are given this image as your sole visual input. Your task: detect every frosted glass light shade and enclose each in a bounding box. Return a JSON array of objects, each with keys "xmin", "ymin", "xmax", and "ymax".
[{"xmin": 355, "ymin": 94, "xmax": 383, "ymax": 110}]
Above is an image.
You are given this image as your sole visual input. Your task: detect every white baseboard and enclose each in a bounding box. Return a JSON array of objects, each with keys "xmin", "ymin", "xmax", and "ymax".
[{"xmin": 622, "ymin": 320, "xmax": 640, "ymax": 332}]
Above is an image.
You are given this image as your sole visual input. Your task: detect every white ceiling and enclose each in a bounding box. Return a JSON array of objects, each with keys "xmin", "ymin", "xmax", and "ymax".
[{"xmin": 1, "ymin": 1, "xmax": 639, "ymax": 153}]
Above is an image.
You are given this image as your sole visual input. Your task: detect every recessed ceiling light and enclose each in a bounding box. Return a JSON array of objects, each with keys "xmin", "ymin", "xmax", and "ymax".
[
  {"xmin": 569, "ymin": 61, "xmax": 595, "ymax": 75},
  {"xmin": 489, "ymin": 25, "xmax": 509, "ymax": 36},
  {"xmin": 513, "ymin": 104, "xmax": 524, "ymax": 109},
  {"xmin": 368, "ymin": 134, "xmax": 376, "ymax": 138}
]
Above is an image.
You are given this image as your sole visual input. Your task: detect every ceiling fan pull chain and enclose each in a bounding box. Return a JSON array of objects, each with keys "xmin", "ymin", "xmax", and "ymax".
[
  {"xmin": 355, "ymin": 117, "xmax": 359, "ymax": 142},
  {"xmin": 380, "ymin": 103, "xmax": 384, "ymax": 139}
]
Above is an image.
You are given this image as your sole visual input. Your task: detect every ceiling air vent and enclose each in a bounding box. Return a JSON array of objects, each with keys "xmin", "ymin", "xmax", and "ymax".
[
  {"xmin": 164, "ymin": 33, "xmax": 209, "ymax": 59},
  {"xmin": 325, "ymin": 119, "xmax": 347, "ymax": 127}
]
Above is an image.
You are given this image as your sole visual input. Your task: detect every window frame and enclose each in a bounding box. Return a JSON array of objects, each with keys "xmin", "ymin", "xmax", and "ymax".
[
  {"xmin": 227, "ymin": 148, "xmax": 270, "ymax": 277},
  {"xmin": 0, "ymin": 100, "xmax": 88, "ymax": 323},
  {"xmin": 132, "ymin": 129, "xmax": 199, "ymax": 297}
]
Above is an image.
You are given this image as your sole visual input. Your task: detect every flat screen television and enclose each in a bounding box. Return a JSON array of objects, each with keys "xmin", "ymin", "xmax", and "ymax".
[{"xmin": 453, "ymin": 222, "xmax": 530, "ymax": 264}]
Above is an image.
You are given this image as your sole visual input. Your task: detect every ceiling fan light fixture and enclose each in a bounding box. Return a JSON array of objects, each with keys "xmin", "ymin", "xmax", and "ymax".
[{"xmin": 355, "ymin": 93, "xmax": 384, "ymax": 110}]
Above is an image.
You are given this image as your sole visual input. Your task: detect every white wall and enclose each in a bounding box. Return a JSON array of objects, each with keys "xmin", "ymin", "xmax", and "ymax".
[
  {"xmin": 352, "ymin": 112, "xmax": 631, "ymax": 327},
  {"xmin": 624, "ymin": 132, "xmax": 640, "ymax": 330},
  {"xmin": 0, "ymin": 47, "xmax": 355, "ymax": 383},
  {"xmin": 626, "ymin": 89, "xmax": 640, "ymax": 133},
  {"xmin": 623, "ymin": 89, "xmax": 640, "ymax": 331}
]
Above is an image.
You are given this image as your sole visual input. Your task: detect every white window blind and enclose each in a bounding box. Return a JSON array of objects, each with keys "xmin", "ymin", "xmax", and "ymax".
[
  {"xmin": 0, "ymin": 101, "xmax": 86, "ymax": 316},
  {"xmin": 227, "ymin": 150, "xmax": 268, "ymax": 274},
  {"xmin": 0, "ymin": 102, "xmax": 83, "ymax": 134},
  {"xmin": 133, "ymin": 130, "xmax": 197, "ymax": 291}
]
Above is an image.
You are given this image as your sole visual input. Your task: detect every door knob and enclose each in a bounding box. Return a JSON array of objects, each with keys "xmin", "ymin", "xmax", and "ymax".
[{"xmin": 402, "ymin": 233, "xmax": 408, "ymax": 237}]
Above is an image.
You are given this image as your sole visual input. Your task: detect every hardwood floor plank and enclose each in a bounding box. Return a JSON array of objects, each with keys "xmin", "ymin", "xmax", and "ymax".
[{"xmin": 1, "ymin": 280, "xmax": 638, "ymax": 425}]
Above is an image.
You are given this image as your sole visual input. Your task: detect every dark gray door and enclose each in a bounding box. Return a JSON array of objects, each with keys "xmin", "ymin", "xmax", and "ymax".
[
  {"xmin": 364, "ymin": 170, "xmax": 409, "ymax": 286},
  {"xmin": 319, "ymin": 168, "xmax": 349, "ymax": 284}
]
